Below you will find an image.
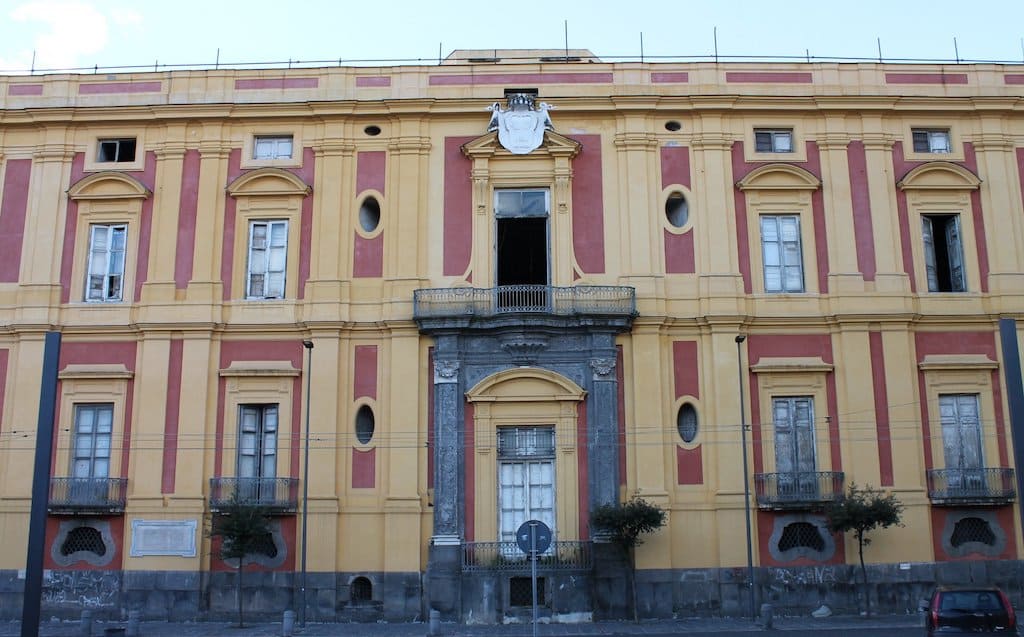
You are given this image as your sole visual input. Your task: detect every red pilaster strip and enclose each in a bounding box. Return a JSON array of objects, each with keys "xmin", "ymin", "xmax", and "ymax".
[
  {"xmin": 571, "ymin": 135, "xmax": 606, "ymax": 274},
  {"xmin": 132, "ymin": 151, "xmax": 157, "ymax": 302},
  {"xmin": 297, "ymin": 147, "xmax": 315, "ymax": 299},
  {"xmin": 353, "ymin": 345, "xmax": 378, "ymax": 400},
  {"xmin": 869, "ymin": 332, "xmax": 894, "ymax": 486},
  {"xmin": 847, "ymin": 141, "xmax": 877, "ymax": 281},
  {"xmin": 731, "ymin": 142, "xmax": 753, "ymax": 293},
  {"xmin": 162, "ymin": 338, "xmax": 183, "ymax": 493},
  {"xmin": 0, "ymin": 159, "xmax": 31, "ymax": 282},
  {"xmin": 220, "ymin": 149, "xmax": 242, "ymax": 300},
  {"xmin": 443, "ymin": 137, "xmax": 474, "ymax": 277},
  {"xmin": 175, "ymin": 149, "xmax": 200, "ymax": 289},
  {"xmin": 352, "ymin": 448, "xmax": 376, "ymax": 488},
  {"xmin": 807, "ymin": 142, "xmax": 830, "ymax": 293},
  {"xmin": 962, "ymin": 144, "xmax": 990, "ymax": 293},
  {"xmin": 59, "ymin": 153, "xmax": 86, "ymax": 303},
  {"xmin": 891, "ymin": 142, "xmax": 918, "ymax": 293},
  {"xmin": 0, "ymin": 350, "xmax": 8, "ymax": 433},
  {"xmin": 357, "ymin": 151, "xmax": 386, "ymax": 194}
]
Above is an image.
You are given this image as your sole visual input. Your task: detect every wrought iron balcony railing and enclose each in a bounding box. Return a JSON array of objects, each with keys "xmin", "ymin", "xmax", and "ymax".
[
  {"xmin": 926, "ymin": 468, "xmax": 1016, "ymax": 505},
  {"xmin": 462, "ymin": 540, "xmax": 592, "ymax": 572},
  {"xmin": 754, "ymin": 471, "xmax": 845, "ymax": 510},
  {"xmin": 413, "ymin": 285, "xmax": 636, "ymax": 319},
  {"xmin": 209, "ymin": 477, "xmax": 299, "ymax": 513},
  {"xmin": 48, "ymin": 477, "xmax": 127, "ymax": 514}
]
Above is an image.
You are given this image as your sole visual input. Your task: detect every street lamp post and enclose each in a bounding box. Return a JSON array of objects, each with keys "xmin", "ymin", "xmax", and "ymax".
[
  {"xmin": 735, "ymin": 334, "xmax": 756, "ymax": 621},
  {"xmin": 300, "ymin": 340, "xmax": 314, "ymax": 627}
]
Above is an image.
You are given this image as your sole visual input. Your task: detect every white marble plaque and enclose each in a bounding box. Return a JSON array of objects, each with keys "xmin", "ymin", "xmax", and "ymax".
[{"xmin": 130, "ymin": 519, "xmax": 197, "ymax": 557}]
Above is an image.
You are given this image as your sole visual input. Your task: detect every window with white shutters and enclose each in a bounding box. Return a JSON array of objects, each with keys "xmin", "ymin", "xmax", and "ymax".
[
  {"xmin": 497, "ymin": 426, "xmax": 555, "ymax": 545},
  {"xmin": 761, "ymin": 215, "xmax": 804, "ymax": 293},
  {"xmin": 772, "ymin": 397, "xmax": 817, "ymax": 495},
  {"xmin": 246, "ymin": 220, "xmax": 288, "ymax": 299},
  {"xmin": 939, "ymin": 394, "xmax": 984, "ymax": 490},
  {"xmin": 922, "ymin": 214, "xmax": 966, "ymax": 292},
  {"xmin": 253, "ymin": 135, "xmax": 293, "ymax": 160},
  {"xmin": 86, "ymin": 224, "xmax": 127, "ymax": 302}
]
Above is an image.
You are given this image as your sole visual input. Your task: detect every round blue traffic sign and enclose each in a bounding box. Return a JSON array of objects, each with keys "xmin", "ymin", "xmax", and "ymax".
[{"xmin": 515, "ymin": 520, "xmax": 552, "ymax": 555}]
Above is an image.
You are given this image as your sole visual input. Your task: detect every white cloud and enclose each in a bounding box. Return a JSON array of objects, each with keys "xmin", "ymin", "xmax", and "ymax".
[
  {"xmin": 8, "ymin": 1, "xmax": 112, "ymax": 71},
  {"xmin": 110, "ymin": 7, "xmax": 142, "ymax": 27}
]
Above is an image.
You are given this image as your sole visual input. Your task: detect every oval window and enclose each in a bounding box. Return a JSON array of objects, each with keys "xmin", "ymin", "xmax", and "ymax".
[
  {"xmin": 359, "ymin": 197, "xmax": 381, "ymax": 233},
  {"xmin": 677, "ymin": 403, "xmax": 698, "ymax": 444},
  {"xmin": 364, "ymin": 125, "xmax": 382, "ymax": 136},
  {"xmin": 665, "ymin": 120, "xmax": 682, "ymax": 132},
  {"xmin": 665, "ymin": 192, "xmax": 689, "ymax": 228},
  {"xmin": 355, "ymin": 405, "xmax": 375, "ymax": 445}
]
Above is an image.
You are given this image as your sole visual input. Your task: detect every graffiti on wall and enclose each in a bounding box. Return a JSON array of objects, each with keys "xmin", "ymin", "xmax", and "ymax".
[{"xmin": 42, "ymin": 570, "xmax": 119, "ymax": 608}]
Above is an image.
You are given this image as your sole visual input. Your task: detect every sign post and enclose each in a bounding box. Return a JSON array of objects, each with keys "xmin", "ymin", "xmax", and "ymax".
[{"xmin": 516, "ymin": 519, "xmax": 552, "ymax": 637}]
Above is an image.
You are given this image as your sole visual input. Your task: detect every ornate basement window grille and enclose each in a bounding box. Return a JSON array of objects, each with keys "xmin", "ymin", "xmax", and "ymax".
[
  {"xmin": 510, "ymin": 576, "xmax": 545, "ymax": 607},
  {"xmin": 251, "ymin": 532, "xmax": 279, "ymax": 558},
  {"xmin": 778, "ymin": 522, "xmax": 825, "ymax": 552},
  {"xmin": 61, "ymin": 526, "xmax": 107, "ymax": 557},
  {"xmin": 351, "ymin": 576, "xmax": 373, "ymax": 603},
  {"xmin": 951, "ymin": 516, "xmax": 996, "ymax": 547}
]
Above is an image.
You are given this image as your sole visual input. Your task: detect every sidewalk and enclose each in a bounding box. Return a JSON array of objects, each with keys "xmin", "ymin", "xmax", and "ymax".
[{"xmin": 0, "ymin": 613, "xmax": 923, "ymax": 637}]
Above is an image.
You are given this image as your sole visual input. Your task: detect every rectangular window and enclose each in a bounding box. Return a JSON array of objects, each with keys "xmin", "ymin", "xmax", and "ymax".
[
  {"xmin": 922, "ymin": 214, "xmax": 966, "ymax": 292},
  {"xmin": 754, "ymin": 128, "xmax": 793, "ymax": 153},
  {"xmin": 939, "ymin": 394, "xmax": 984, "ymax": 491},
  {"xmin": 246, "ymin": 220, "xmax": 288, "ymax": 299},
  {"xmin": 237, "ymin": 404, "xmax": 278, "ymax": 503},
  {"xmin": 912, "ymin": 128, "xmax": 951, "ymax": 154},
  {"xmin": 86, "ymin": 224, "xmax": 127, "ymax": 302},
  {"xmin": 760, "ymin": 215, "xmax": 804, "ymax": 293},
  {"xmin": 497, "ymin": 426, "xmax": 555, "ymax": 546},
  {"xmin": 72, "ymin": 404, "xmax": 113, "ymax": 479},
  {"xmin": 96, "ymin": 138, "xmax": 137, "ymax": 163},
  {"xmin": 772, "ymin": 397, "xmax": 817, "ymax": 495},
  {"xmin": 253, "ymin": 135, "xmax": 294, "ymax": 160}
]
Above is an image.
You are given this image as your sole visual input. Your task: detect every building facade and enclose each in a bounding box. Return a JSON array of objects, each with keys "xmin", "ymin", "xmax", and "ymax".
[{"xmin": 1, "ymin": 50, "xmax": 1024, "ymax": 623}]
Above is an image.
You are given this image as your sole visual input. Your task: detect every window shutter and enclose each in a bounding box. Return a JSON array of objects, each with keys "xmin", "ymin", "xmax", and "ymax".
[{"xmin": 946, "ymin": 216, "xmax": 965, "ymax": 292}]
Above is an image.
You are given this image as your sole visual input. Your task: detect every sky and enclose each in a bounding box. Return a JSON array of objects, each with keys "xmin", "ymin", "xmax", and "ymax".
[{"xmin": 1, "ymin": 0, "xmax": 1024, "ymax": 74}]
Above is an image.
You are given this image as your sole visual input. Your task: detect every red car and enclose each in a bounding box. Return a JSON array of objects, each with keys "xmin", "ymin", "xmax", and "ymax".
[{"xmin": 924, "ymin": 586, "xmax": 1017, "ymax": 635}]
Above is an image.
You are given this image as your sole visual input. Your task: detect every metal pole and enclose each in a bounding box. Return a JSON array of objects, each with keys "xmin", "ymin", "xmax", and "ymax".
[
  {"xmin": 735, "ymin": 334, "xmax": 756, "ymax": 621},
  {"xmin": 530, "ymin": 522, "xmax": 538, "ymax": 637},
  {"xmin": 22, "ymin": 331, "xmax": 61, "ymax": 637},
  {"xmin": 299, "ymin": 340, "xmax": 314, "ymax": 627}
]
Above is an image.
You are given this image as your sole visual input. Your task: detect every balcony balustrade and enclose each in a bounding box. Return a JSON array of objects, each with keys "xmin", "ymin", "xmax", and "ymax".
[
  {"xmin": 209, "ymin": 477, "xmax": 299, "ymax": 514},
  {"xmin": 754, "ymin": 471, "xmax": 845, "ymax": 510},
  {"xmin": 413, "ymin": 285, "xmax": 636, "ymax": 319},
  {"xmin": 461, "ymin": 540, "xmax": 592, "ymax": 572},
  {"xmin": 926, "ymin": 468, "xmax": 1016, "ymax": 506},
  {"xmin": 48, "ymin": 477, "xmax": 127, "ymax": 514}
]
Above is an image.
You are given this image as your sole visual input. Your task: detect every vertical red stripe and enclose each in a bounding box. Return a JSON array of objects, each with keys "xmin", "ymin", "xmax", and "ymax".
[
  {"xmin": 847, "ymin": 141, "xmax": 877, "ymax": 281},
  {"xmin": 963, "ymin": 144, "xmax": 990, "ymax": 293},
  {"xmin": 660, "ymin": 146, "xmax": 691, "ymax": 189},
  {"xmin": 443, "ymin": 137, "xmax": 473, "ymax": 277},
  {"xmin": 991, "ymin": 370, "xmax": 1009, "ymax": 467},
  {"xmin": 174, "ymin": 149, "xmax": 200, "ymax": 289},
  {"xmin": 0, "ymin": 159, "xmax": 31, "ymax": 282},
  {"xmin": 807, "ymin": 143, "xmax": 829, "ymax": 293},
  {"xmin": 353, "ymin": 345, "xmax": 378, "ymax": 400},
  {"xmin": 220, "ymin": 149, "xmax": 242, "ymax": 301},
  {"xmin": 571, "ymin": 135, "xmax": 606, "ymax": 274},
  {"xmin": 351, "ymin": 448, "xmax": 376, "ymax": 488},
  {"xmin": 664, "ymin": 230, "xmax": 695, "ymax": 274},
  {"xmin": 132, "ymin": 152, "xmax": 157, "ymax": 302},
  {"xmin": 1017, "ymin": 148, "xmax": 1024, "ymax": 221},
  {"xmin": 892, "ymin": 143, "xmax": 917, "ymax": 293},
  {"xmin": 869, "ymin": 332, "xmax": 894, "ymax": 486},
  {"xmin": 353, "ymin": 232, "xmax": 384, "ymax": 277},
  {"xmin": 356, "ymin": 151, "xmax": 386, "ymax": 193},
  {"xmin": 672, "ymin": 341, "xmax": 700, "ymax": 399},
  {"xmin": 162, "ymin": 338, "xmax": 183, "ymax": 493},
  {"xmin": 464, "ymin": 403, "xmax": 475, "ymax": 541},
  {"xmin": 298, "ymin": 147, "xmax": 315, "ymax": 299},
  {"xmin": 59, "ymin": 153, "xmax": 87, "ymax": 303},
  {"xmin": 676, "ymin": 446, "xmax": 703, "ymax": 484},
  {"xmin": 0, "ymin": 350, "xmax": 7, "ymax": 433},
  {"xmin": 732, "ymin": 143, "xmax": 753, "ymax": 293},
  {"xmin": 576, "ymin": 400, "xmax": 589, "ymax": 540}
]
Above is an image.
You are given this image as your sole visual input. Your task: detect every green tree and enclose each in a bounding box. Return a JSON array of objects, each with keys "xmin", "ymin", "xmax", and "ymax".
[
  {"xmin": 825, "ymin": 483, "xmax": 904, "ymax": 616},
  {"xmin": 208, "ymin": 494, "xmax": 273, "ymax": 628},
  {"xmin": 591, "ymin": 497, "xmax": 667, "ymax": 621}
]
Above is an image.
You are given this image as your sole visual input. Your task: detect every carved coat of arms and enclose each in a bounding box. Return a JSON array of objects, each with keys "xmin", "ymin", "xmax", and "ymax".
[{"xmin": 487, "ymin": 93, "xmax": 554, "ymax": 155}]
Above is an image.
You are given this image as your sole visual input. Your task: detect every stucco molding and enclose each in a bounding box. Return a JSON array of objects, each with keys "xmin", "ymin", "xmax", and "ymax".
[
  {"xmin": 58, "ymin": 363, "xmax": 133, "ymax": 380},
  {"xmin": 68, "ymin": 171, "xmax": 151, "ymax": 200},
  {"xmin": 226, "ymin": 167, "xmax": 311, "ymax": 197},
  {"xmin": 465, "ymin": 367, "xmax": 586, "ymax": 403},
  {"xmin": 897, "ymin": 161, "xmax": 981, "ymax": 191},
  {"xmin": 461, "ymin": 130, "xmax": 581, "ymax": 160},
  {"xmin": 918, "ymin": 354, "xmax": 998, "ymax": 371},
  {"xmin": 218, "ymin": 360, "xmax": 301, "ymax": 377},
  {"xmin": 750, "ymin": 356, "xmax": 833, "ymax": 374},
  {"xmin": 736, "ymin": 163, "xmax": 821, "ymax": 191}
]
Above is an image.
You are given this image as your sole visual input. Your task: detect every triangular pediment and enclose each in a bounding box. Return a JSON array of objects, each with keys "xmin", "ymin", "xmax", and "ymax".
[{"xmin": 462, "ymin": 130, "xmax": 581, "ymax": 159}]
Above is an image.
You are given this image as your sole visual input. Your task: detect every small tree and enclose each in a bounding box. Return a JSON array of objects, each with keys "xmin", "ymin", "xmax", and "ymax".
[
  {"xmin": 591, "ymin": 496, "xmax": 667, "ymax": 621},
  {"xmin": 209, "ymin": 494, "xmax": 273, "ymax": 628},
  {"xmin": 825, "ymin": 483, "xmax": 904, "ymax": 616}
]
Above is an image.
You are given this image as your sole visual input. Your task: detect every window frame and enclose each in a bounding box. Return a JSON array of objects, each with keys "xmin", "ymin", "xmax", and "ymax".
[
  {"xmin": 252, "ymin": 135, "xmax": 294, "ymax": 161},
  {"xmin": 905, "ymin": 124, "xmax": 963, "ymax": 162},
  {"xmin": 759, "ymin": 214, "xmax": 805, "ymax": 293},
  {"xmin": 921, "ymin": 213, "xmax": 967, "ymax": 293},
  {"xmin": 497, "ymin": 425, "xmax": 556, "ymax": 546},
  {"xmin": 245, "ymin": 219, "xmax": 289, "ymax": 300},
  {"xmin": 912, "ymin": 128, "xmax": 952, "ymax": 154},
  {"xmin": 84, "ymin": 223, "xmax": 128, "ymax": 303},
  {"xmin": 71, "ymin": 403, "xmax": 114, "ymax": 479},
  {"xmin": 754, "ymin": 128, "xmax": 795, "ymax": 154},
  {"xmin": 237, "ymin": 403, "xmax": 279, "ymax": 480},
  {"xmin": 241, "ymin": 130, "xmax": 303, "ymax": 169},
  {"xmin": 96, "ymin": 138, "xmax": 138, "ymax": 164}
]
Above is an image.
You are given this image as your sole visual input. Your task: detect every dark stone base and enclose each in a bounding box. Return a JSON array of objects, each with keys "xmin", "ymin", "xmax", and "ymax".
[{"xmin": 2, "ymin": 560, "xmax": 1022, "ymax": 623}]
